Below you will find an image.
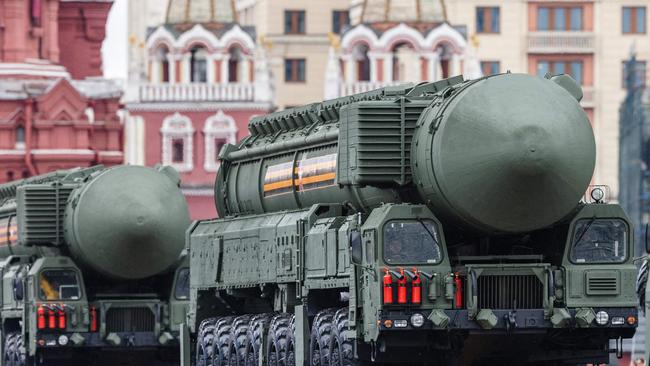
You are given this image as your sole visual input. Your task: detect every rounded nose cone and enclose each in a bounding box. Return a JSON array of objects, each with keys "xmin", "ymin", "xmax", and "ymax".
[
  {"xmin": 67, "ymin": 166, "xmax": 190, "ymax": 279},
  {"xmin": 431, "ymin": 74, "xmax": 595, "ymax": 233}
]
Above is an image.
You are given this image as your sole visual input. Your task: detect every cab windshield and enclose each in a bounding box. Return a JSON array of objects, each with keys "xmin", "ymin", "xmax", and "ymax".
[
  {"xmin": 570, "ymin": 218, "xmax": 627, "ymax": 264},
  {"xmin": 39, "ymin": 270, "xmax": 81, "ymax": 300},
  {"xmin": 383, "ymin": 220, "xmax": 442, "ymax": 264}
]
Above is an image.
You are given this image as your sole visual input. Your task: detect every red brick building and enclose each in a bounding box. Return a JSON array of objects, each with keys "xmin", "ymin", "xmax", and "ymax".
[
  {"xmin": 125, "ymin": 0, "xmax": 274, "ymax": 219},
  {"xmin": 0, "ymin": 0, "xmax": 122, "ymax": 182}
]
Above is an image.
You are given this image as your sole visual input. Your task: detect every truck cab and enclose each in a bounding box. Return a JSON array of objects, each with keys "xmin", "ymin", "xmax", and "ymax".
[{"xmin": 351, "ymin": 200, "xmax": 637, "ymax": 364}]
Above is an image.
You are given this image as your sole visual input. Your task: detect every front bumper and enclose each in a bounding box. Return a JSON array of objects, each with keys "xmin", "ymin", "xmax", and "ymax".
[
  {"xmin": 379, "ymin": 307, "xmax": 638, "ymax": 332},
  {"xmin": 35, "ymin": 331, "xmax": 180, "ymax": 349}
]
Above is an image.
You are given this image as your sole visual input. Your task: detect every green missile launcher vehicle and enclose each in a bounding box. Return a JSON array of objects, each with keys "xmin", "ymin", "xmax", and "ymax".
[
  {"xmin": 185, "ymin": 73, "xmax": 637, "ymax": 365},
  {"xmin": 0, "ymin": 165, "xmax": 191, "ymax": 365}
]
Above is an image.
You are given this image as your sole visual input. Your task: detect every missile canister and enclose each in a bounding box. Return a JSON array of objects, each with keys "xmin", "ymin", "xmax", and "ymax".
[
  {"xmin": 0, "ymin": 165, "xmax": 190, "ymax": 279},
  {"xmin": 216, "ymin": 73, "xmax": 595, "ymax": 234}
]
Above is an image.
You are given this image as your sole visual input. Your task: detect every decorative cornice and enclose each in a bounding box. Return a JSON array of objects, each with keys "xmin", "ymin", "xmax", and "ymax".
[{"xmin": 126, "ymin": 101, "xmax": 274, "ymax": 112}]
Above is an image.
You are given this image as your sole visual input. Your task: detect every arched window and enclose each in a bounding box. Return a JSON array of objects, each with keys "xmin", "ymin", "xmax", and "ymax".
[
  {"xmin": 203, "ymin": 110, "xmax": 238, "ymax": 172},
  {"xmin": 228, "ymin": 46, "xmax": 243, "ymax": 82},
  {"xmin": 352, "ymin": 44, "xmax": 371, "ymax": 82},
  {"xmin": 15, "ymin": 125, "xmax": 25, "ymax": 149},
  {"xmin": 161, "ymin": 112, "xmax": 194, "ymax": 172},
  {"xmin": 190, "ymin": 46, "xmax": 208, "ymax": 82},
  {"xmin": 392, "ymin": 42, "xmax": 417, "ymax": 82},
  {"xmin": 156, "ymin": 46, "xmax": 170, "ymax": 82}
]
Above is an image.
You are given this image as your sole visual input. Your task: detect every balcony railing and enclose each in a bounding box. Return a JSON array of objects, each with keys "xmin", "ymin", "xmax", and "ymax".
[
  {"xmin": 528, "ymin": 32, "xmax": 595, "ymax": 54},
  {"xmin": 339, "ymin": 81, "xmax": 406, "ymax": 97},
  {"xmin": 138, "ymin": 83, "xmax": 255, "ymax": 102},
  {"xmin": 581, "ymin": 86, "xmax": 595, "ymax": 107}
]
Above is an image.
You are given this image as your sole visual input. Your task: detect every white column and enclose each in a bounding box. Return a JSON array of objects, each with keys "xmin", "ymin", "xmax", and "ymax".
[
  {"xmin": 151, "ymin": 60, "xmax": 161, "ymax": 83},
  {"xmin": 369, "ymin": 54, "xmax": 377, "ymax": 82},
  {"xmin": 222, "ymin": 55, "xmax": 231, "ymax": 83},
  {"xmin": 181, "ymin": 53, "xmax": 191, "ymax": 83},
  {"xmin": 451, "ymin": 53, "xmax": 461, "ymax": 77},
  {"xmin": 385, "ymin": 55, "xmax": 394, "ymax": 82},
  {"xmin": 241, "ymin": 56, "xmax": 250, "ymax": 83},
  {"xmin": 168, "ymin": 54, "xmax": 178, "ymax": 84},
  {"xmin": 207, "ymin": 54, "xmax": 216, "ymax": 84},
  {"xmin": 425, "ymin": 49, "xmax": 442, "ymax": 81},
  {"xmin": 342, "ymin": 55, "xmax": 355, "ymax": 83}
]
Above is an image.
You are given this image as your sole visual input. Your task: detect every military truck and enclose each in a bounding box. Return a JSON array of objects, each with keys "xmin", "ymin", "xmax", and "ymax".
[
  {"xmin": 186, "ymin": 73, "xmax": 638, "ymax": 365},
  {"xmin": 0, "ymin": 165, "xmax": 191, "ymax": 365}
]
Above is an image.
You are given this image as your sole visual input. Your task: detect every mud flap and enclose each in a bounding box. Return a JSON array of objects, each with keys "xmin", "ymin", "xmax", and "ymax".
[
  {"xmin": 180, "ymin": 322, "xmax": 191, "ymax": 366},
  {"xmin": 295, "ymin": 304, "xmax": 309, "ymax": 366}
]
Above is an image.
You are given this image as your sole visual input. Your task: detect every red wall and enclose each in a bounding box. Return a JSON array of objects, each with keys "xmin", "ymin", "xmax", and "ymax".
[
  {"xmin": 57, "ymin": 1, "xmax": 112, "ymax": 79},
  {"xmin": 132, "ymin": 109, "xmax": 258, "ymax": 187},
  {"xmin": 130, "ymin": 109, "xmax": 262, "ymax": 220}
]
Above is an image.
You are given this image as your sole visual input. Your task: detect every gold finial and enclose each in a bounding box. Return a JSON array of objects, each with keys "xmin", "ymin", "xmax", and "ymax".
[
  {"xmin": 470, "ymin": 33, "xmax": 479, "ymax": 48},
  {"xmin": 128, "ymin": 34, "xmax": 137, "ymax": 45},
  {"xmin": 259, "ymin": 35, "xmax": 273, "ymax": 50},
  {"xmin": 327, "ymin": 32, "xmax": 341, "ymax": 50}
]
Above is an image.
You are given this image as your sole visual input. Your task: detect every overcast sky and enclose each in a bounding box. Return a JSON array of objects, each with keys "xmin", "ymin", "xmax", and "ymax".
[{"xmin": 102, "ymin": 0, "xmax": 128, "ymax": 81}]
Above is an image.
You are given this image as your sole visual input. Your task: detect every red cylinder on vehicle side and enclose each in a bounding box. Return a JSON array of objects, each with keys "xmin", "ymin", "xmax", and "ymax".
[
  {"xmin": 397, "ymin": 268, "xmax": 407, "ymax": 304},
  {"xmin": 411, "ymin": 269, "xmax": 422, "ymax": 304},
  {"xmin": 383, "ymin": 268, "xmax": 393, "ymax": 304},
  {"xmin": 454, "ymin": 272, "xmax": 463, "ymax": 308},
  {"xmin": 37, "ymin": 306, "xmax": 46, "ymax": 330},
  {"xmin": 47, "ymin": 309, "xmax": 56, "ymax": 329},
  {"xmin": 90, "ymin": 306, "xmax": 98, "ymax": 332},
  {"xmin": 58, "ymin": 308, "xmax": 66, "ymax": 329}
]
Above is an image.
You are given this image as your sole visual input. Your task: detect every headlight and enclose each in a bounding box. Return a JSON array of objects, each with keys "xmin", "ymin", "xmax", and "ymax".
[
  {"xmin": 591, "ymin": 187, "xmax": 604, "ymax": 202},
  {"xmin": 393, "ymin": 320, "xmax": 408, "ymax": 328},
  {"xmin": 410, "ymin": 313, "xmax": 425, "ymax": 328},
  {"xmin": 58, "ymin": 335, "xmax": 69, "ymax": 346},
  {"xmin": 595, "ymin": 311, "xmax": 609, "ymax": 325}
]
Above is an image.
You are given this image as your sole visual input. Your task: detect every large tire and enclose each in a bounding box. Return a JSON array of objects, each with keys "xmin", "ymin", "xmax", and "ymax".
[
  {"xmin": 4, "ymin": 333, "xmax": 15, "ymax": 366},
  {"xmin": 212, "ymin": 316, "xmax": 234, "ymax": 366},
  {"xmin": 229, "ymin": 315, "xmax": 252, "ymax": 366},
  {"xmin": 4, "ymin": 332, "xmax": 26, "ymax": 366},
  {"xmin": 267, "ymin": 314, "xmax": 293, "ymax": 366},
  {"xmin": 245, "ymin": 313, "xmax": 274, "ymax": 366},
  {"xmin": 309, "ymin": 309, "xmax": 337, "ymax": 366},
  {"xmin": 330, "ymin": 308, "xmax": 367, "ymax": 366},
  {"xmin": 196, "ymin": 318, "xmax": 218, "ymax": 366}
]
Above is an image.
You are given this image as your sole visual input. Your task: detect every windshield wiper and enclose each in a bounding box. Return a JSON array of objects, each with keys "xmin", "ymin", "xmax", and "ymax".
[
  {"xmin": 417, "ymin": 219, "xmax": 440, "ymax": 247},
  {"xmin": 574, "ymin": 217, "xmax": 597, "ymax": 245}
]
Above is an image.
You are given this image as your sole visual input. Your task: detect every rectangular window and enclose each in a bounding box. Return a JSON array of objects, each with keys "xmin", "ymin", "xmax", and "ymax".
[
  {"xmin": 537, "ymin": 6, "xmax": 583, "ymax": 31},
  {"xmin": 554, "ymin": 8, "xmax": 566, "ymax": 30},
  {"xmin": 332, "ymin": 10, "xmax": 350, "ymax": 34},
  {"xmin": 285, "ymin": 59, "xmax": 306, "ymax": 82},
  {"xmin": 622, "ymin": 60, "xmax": 647, "ymax": 88},
  {"xmin": 536, "ymin": 60, "xmax": 584, "ymax": 85},
  {"xmin": 570, "ymin": 7, "xmax": 583, "ymax": 31},
  {"xmin": 481, "ymin": 61, "xmax": 500, "ymax": 75},
  {"xmin": 476, "ymin": 7, "xmax": 500, "ymax": 33},
  {"xmin": 285, "ymin": 10, "xmax": 306, "ymax": 34},
  {"xmin": 623, "ymin": 7, "xmax": 646, "ymax": 34},
  {"xmin": 538, "ymin": 7, "xmax": 550, "ymax": 31}
]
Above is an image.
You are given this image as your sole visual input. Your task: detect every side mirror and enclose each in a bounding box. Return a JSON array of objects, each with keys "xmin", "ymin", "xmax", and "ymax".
[
  {"xmin": 349, "ymin": 230, "xmax": 362, "ymax": 265},
  {"xmin": 12, "ymin": 277, "xmax": 24, "ymax": 301},
  {"xmin": 644, "ymin": 222, "xmax": 650, "ymax": 254}
]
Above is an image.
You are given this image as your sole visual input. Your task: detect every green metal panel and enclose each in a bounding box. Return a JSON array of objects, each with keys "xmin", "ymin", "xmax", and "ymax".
[
  {"xmin": 64, "ymin": 165, "xmax": 190, "ymax": 280},
  {"xmin": 411, "ymin": 73, "xmax": 595, "ymax": 233}
]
